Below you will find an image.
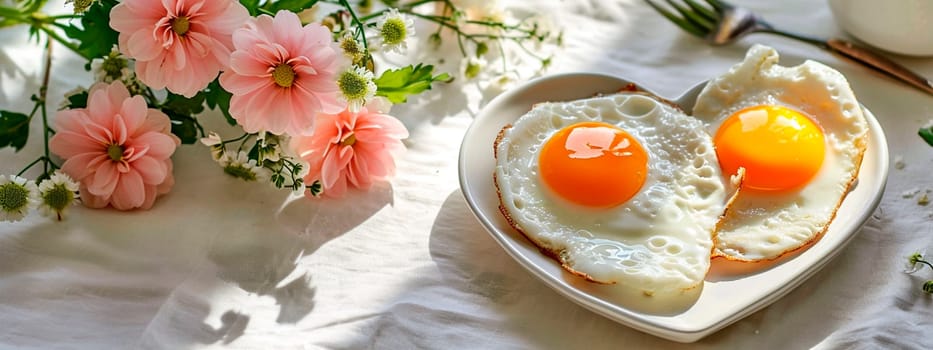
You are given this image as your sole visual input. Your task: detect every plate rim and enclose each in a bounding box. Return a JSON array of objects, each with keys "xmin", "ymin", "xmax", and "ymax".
[{"xmin": 457, "ymin": 71, "xmax": 890, "ymax": 343}]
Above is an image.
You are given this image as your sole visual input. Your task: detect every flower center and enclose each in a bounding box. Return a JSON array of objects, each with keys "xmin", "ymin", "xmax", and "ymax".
[
  {"xmin": 380, "ymin": 18, "xmax": 407, "ymax": 45},
  {"xmin": 224, "ymin": 164, "xmax": 258, "ymax": 181},
  {"xmin": 340, "ymin": 133, "xmax": 357, "ymax": 146},
  {"xmin": 101, "ymin": 51, "xmax": 128, "ymax": 81},
  {"xmin": 464, "ymin": 60, "xmax": 482, "ymax": 79},
  {"xmin": 107, "ymin": 143, "xmax": 124, "ymax": 161},
  {"xmin": 171, "ymin": 16, "xmax": 190, "ymax": 36},
  {"xmin": 42, "ymin": 185, "xmax": 74, "ymax": 211},
  {"xmin": 0, "ymin": 183, "xmax": 28, "ymax": 211},
  {"xmin": 72, "ymin": 0, "xmax": 93, "ymax": 13},
  {"xmin": 272, "ymin": 64, "xmax": 296, "ymax": 88},
  {"xmin": 338, "ymin": 70, "xmax": 368, "ymax": 99},
  {"xmin": 341, "ymin": 36, "xmax": 363, "ymax": 60}
]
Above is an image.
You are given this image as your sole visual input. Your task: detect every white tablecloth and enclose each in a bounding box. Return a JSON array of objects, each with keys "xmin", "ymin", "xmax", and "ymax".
[{"xmin": 2, "ymin": 0, "xmax": 932, "ymax": 348}]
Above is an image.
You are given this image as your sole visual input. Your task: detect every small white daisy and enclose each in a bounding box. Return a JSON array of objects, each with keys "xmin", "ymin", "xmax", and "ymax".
[
  {"xmin": 200, "ymin": 132, "xmax": 225, "ymax": 161},
  {"xmin": 0, "ymin": 175, "xmax": 39, "ymax": 222},
  {"xmin": 37, "ymin": 172, "xmax": 80, "ymax": 221},
  {"xmin": 374, "ymin": 8, "xmax": 415, "ymax": 54},
  {"xmin": 905, "ymin": 250, "xmax": 929, "ymax": 274},
  {"xmin": 337, "ymin": 66, "xmax": 377, "ymax": 112},
  {"xmin": 487, "ymin": 71, "xmax": 519, "ymax": 93},
  {"xmin": 256, "ymin": 132, "xmax": 285, "ymax": 163},
  {"xmin": 220, "ymin": 151, "xmax": 272, "ymax": 182},
  {"xmin": 461, "ymin": 56, "xmax": 486, "ymax": 79},
  {"xmin": 91, "ymin": 49, "xmax": 130, "ymax": 83},
  {"xmin": 451, "ymin": 0, "xmax": 509, "ymax": 34},
  {"xmin": 339, "ymin": 32, "xmax": 366, "ymax": 64},
  {"xmin": 200, "ymin": 132, "xmax": 223, "ymax": 147}
]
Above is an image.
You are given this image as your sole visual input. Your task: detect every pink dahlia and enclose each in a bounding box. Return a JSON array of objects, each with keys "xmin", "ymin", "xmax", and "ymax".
[
  {"xmin": 109, "ymin": 0, "xmax": 249, "ymax": 97},
  {"xmin": 291, "ymin": 106, "xmax": 409, "ymax": 198},
  {"xmin": 219, "ymin": 10, "xmax": 346, "ymax": 136},
  {"xmin": 49, "ymin": 81, "xmax": 181, "ymax": 210}
]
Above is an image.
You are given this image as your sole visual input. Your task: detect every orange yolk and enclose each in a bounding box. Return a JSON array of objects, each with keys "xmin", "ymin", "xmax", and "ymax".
[
  {"xmin": 539, "ymin": 122, "xmax": 648, "ymax": 208},
  {"xmin": 714, "ymin": 105, "xmax": 825, "ymax": 192}
]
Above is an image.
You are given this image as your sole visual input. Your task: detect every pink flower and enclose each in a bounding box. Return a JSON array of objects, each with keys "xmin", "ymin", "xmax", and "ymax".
[
  {"xmin": 49, "ymin": 81, "xmax": 180, "ymax": 210},
  {"xmin": 291, "ymin": 106, "xmax": 409, "ymax": 198},
  {"xmin": 219, "ymin": 10, "xmax": 346, "ymax": 136},
  {"xmin": 109, "ymin": 0, "xmax": 249, "ymax": 97}
]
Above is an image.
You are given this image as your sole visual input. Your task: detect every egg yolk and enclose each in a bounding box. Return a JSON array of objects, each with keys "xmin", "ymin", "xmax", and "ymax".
[
  {"xmin": 714, "ymin": 105, "xmax": 825, "ymax": 192},
  {"xmin": 539, "ymin": 122, "xmax": 648, "ymax": 208}
]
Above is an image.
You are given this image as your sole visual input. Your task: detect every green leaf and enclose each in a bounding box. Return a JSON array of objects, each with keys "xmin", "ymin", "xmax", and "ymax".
[
  {"xmin": 203, "ymin": 79, "xmax": 236, "ymax": 126},
  {"xmin": 161, "ymin": 92, "xmax": 206, "ymax": 144},
  {"xmin": 920, "ymin": 126, "xmax": 933, "ymax": 147},
  {"xmin": 163, "ymin": 92, "xmax": 206, "ymax": 116},
  {"xmin": 0, "ymin": 111, "xmax": 30, "ymax": 151},
  {"xmin": 11, "ymin": 0, "xmax": 48, "ymax": 15},
  {"xmin": 64, "ymin": 90, "xmax": 89, "ymax": 109},
  {"xmin": 62, "ymin": 0, "xmax": 119, "ymax": 60},
  {"xmin": 165, "ymin": 111, "xmax": 200, "ymax": 144},
  {"xmin": 240, "ymin": 0, "xmax": 261, "ymax": 15},
  {"xmin": 262, "ymin": 0, "xmax": 319, "ymax": 14},
  {"xmin": 0, "ymin": 6, "xmax": 22, "ymax": 18},
  {"xmin": 308, "ymin": 180, "xmax": 322, "ymax": 196},
  {"xmin": 374, "ymin": 64, "xmax": 451, "ymax": 104}
]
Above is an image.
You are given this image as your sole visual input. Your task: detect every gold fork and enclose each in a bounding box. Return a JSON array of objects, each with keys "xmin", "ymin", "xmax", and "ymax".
[{"xmin": 647, "ymin": 0, "xmax": 933, "ymax": 96}]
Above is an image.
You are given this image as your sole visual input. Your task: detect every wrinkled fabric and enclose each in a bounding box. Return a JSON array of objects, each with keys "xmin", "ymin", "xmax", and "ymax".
[{"xmin": 1, "ymin": 0, "xmax": 932, "ymax": 349}]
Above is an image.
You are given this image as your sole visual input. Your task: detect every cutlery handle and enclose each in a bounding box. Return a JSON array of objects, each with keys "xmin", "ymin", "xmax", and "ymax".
[{"xmin": 826, "ymin": 38, "xmax": 933, "ymax": 96}]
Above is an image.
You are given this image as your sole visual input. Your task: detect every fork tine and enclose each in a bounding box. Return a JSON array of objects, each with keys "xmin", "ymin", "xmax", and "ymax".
[
  {"xmin": 664, "ymin": 0, "xmax": 717, "ymax": 31},
  {"xmin": 644, "ymin": 0, "xmax": 708, "ymax": 37},
  {"xmin": 682, "ymin": 0, "xmax": 718, "ymax": 21}
]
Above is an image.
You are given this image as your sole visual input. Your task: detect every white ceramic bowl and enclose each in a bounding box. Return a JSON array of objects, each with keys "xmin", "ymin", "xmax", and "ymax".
[{"xmin": 829, "ymin": 0, "xmax": 933, "ymax": 56}]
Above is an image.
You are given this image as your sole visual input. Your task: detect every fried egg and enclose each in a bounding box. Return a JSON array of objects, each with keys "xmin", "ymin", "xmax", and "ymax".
[
  {"xmin": 693, "ymin": 45, "xmax": 869, "ymax": 262},
  {"xmin": 494, "ymin": 92, "xmax": 731, "ymax": 294}
]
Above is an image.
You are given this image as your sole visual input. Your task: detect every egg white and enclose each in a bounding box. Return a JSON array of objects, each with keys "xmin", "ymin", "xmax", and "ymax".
[
  {"xmin": 494, "ymin": 93, "xmax": 729, "ymax": 294},
  {"xmin": 692, "ymin": 45, "xmax": 869, "ymax": 261}
]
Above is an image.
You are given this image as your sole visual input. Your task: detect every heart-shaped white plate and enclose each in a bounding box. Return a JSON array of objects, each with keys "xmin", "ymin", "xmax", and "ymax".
[{"xmin": 457, "ymin": 72, "xmax": 889, "ymax": 342}]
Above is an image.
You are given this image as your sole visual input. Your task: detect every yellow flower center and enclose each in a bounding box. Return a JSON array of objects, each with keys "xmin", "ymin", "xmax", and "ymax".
[
  {"xmin": 340, "ymin": 133, "xmax": 357, "ymax": 146},
  {"xmin": 0, "ymin": 182, "xmax": 28, "ymax": 211},
  {"xmin": 171, "ymin": 16, "xmax": 190, "ymax": 36},
  {"xmin": 338, "ymin": 70, "xmax": 368, "ymax": 100},
  {"xmin": 72, "ymin": 0, "xmax": 94, "ymax": 14},
  {"xmin": 223, "ymin": 164, "xmax": 258, "ymax": 181},
  {"xmin": 42, "ymin": 184, "xmax": 74, "ymax": 211},
  {"xmin": 272, "ymin": 64, "xmax": 296, "ymax": 88},
  {"xmin": 381, "ymin": 18, "xmax": 406, "ymax": 45},
  {"xmin": 107, "ymin": 144, "xmax": 124, "ymax": 161}
]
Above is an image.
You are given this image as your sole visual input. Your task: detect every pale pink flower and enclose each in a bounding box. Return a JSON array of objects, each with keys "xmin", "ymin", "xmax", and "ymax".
[
  {"xmin": 291, "ymin": 106, "xmax": 409, "ymax": 198},
  {"xmin": 109, "ymin": 0, "xmax": 249, "ymax": 97},
  {"xmin": 219, "ymin": 10, "xmax": 347, "ymax": 136},
  {"xmin": 49, "ymin": 81, "xmax": 181, "ymax": 210}
]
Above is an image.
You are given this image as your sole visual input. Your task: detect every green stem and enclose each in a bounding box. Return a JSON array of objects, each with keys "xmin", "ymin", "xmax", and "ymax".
[
  {"xmin": 16, "ymin": 157, "xmax": 45, "ymax": 177},
  {"xmin": 0, "ymin": 5, "xmax": 23, "ymax": 18},
  {"xmin": 918, "ymin": 259, "xmax": 933, "ymax": 271},
  {"xmin": 237, "ymin": 133, "xmax": 254, "ymax": 153},
  {"xmin": 355, "ymin": 0, "xmax": 439, "ymax": 22},
  {"xmin": 338, "ymin": 0, "xmax": 368, "ymax": 51},
  {"xmin": 40, "ymin": 39, "xmax": 54, "ymax": 176},
  {"xmin": 221, "ymin": 133, "xmax": 250, "ymax": 147},
  {"xmin": 37, "ymin": 25, "xmax": 84, "ymax": 59},
  {"xmin": 47, "ymin": 14, "xmax": 81, "ymax": 20}
]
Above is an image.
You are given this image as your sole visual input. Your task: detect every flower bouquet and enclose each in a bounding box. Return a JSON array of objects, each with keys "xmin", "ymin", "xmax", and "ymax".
[{"xmin": 0, "ymin": 0, "xmax": 560, "ymax": 221}]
